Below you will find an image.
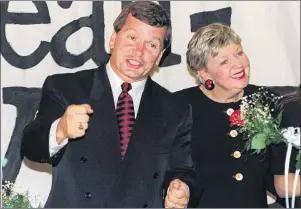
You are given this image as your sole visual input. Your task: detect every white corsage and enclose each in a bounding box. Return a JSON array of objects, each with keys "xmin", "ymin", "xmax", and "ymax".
[
  {"xmin": 282, "ymin": 127, "xmax": 300, "ymax": 149},
  {"xmin": 282, "ymin": 127, "xmax": 300, "ymax": 208}
]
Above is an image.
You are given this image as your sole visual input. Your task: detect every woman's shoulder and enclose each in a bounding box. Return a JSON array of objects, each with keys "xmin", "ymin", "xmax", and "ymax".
[
  {"xmin": 173, "ymin": 86, "xmax": 201, "ymax": 101},
  {"xmin": 244, "ymin": 84, "xmax": 267, "ymax": 95},
  {"xmin": 244, "ymin": 84, "xmax": 283, "ymax": 96}
]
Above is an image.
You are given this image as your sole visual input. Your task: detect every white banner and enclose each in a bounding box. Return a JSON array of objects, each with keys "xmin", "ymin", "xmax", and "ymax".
[{"xmin": 1, "ymin": 1, "xmax": 300, "ymax": 206}]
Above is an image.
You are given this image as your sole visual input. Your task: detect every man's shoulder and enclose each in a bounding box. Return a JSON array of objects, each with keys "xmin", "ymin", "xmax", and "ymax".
[
  {"xmin": 173, "ymin": 86, "xmax": 199, "ymax": 99},
  {"xmin": 46, "ymin": 67, "xmax": 98, "ymax": 84},
  {"xmin": 41, "ymin": 67, "xmax": 103, "ymax": 96},
  {"xmin": 152, "ymin": 81, "xmax": 191, "ymax": 112},
  {"xmin": 151, "ymin": 81, "xmax": 175, "ymax": 102},
  {"xmin": 151, "ymin": 81, "xmax": 172, "ymax": 96}
]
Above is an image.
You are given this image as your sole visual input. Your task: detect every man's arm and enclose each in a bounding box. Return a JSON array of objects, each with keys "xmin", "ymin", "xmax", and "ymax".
[
  {"xmin": 163, "ymin": 104, "xmax": 202, "ymax": 208},
  {"xmin": 49, "ymin": 118, "xmax": 69, "ymax": 157},
  {"xmin": 21, "ymin": 76, "xmax": 67, "ymax": 165}
]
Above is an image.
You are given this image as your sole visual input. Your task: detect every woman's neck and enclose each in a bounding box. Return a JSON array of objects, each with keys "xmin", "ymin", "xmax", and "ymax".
[{"xmin": 199, "ymin": 85, "xmax": 244, "ymax": 103}]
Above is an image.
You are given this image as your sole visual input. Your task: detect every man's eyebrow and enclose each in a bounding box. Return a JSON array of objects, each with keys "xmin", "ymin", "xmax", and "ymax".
[
  {"xmin": 123, "ymin": 27, "xmax": 162, "ymax": 45},
  {"xmin": 124, "ymin": 27, "xmax": 136, "ymax": 32},
  {"xmin": 152, "ymin": 36, "xmax": 161, "ymax": 42}
]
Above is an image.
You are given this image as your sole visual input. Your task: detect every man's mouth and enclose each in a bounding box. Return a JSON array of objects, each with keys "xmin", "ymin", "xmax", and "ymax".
[{"xmin": 126, "ymin": 59, "xmax": 143, "ymax": 68}]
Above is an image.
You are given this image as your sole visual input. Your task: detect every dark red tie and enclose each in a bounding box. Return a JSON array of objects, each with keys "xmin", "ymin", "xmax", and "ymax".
[{"xmin": 116, "ymin": 82, "xmax": 135, "ymax": 159}]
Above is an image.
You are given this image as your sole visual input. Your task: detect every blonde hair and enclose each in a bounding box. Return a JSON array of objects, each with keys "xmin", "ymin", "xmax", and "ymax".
[{"xmin": 186, "ymin": 23, "xmax": 242, "ymax": 72}]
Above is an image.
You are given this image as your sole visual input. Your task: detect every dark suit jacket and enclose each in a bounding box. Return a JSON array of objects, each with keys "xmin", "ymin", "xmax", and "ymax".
[{"xmin": 21, "ymin": 64, "xmax": 201, "ymax": 208}]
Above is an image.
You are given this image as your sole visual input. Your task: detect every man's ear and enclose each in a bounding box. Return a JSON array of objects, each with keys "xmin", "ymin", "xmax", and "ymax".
[
  {"xmin": 155, "ymin": 50, "xmax": 164, "ymax": 66},
  {"xmin": 109, "ymin": 32, "xmax": 117, "ymax": 49}
]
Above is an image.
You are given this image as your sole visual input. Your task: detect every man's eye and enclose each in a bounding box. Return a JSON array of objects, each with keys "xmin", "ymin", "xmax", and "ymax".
[
  {"xmin": 128, "ymin": 36, "xmax": 136, "ymax": 41},
  {"xmin": 150, "ymin": 43, "xmax": 157, "ymax": 49}
]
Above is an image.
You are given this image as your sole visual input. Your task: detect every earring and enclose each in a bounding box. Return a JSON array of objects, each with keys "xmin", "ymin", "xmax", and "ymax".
[{"xmin": 204, "ymin": 79, "xmax": 215, "ymax": 90}]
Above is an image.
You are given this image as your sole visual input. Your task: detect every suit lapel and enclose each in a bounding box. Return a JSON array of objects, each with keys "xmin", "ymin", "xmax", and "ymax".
[
  {"xmin": 86, "ymin": 65, "xmax": 121, "ymax": 165},
  {"xmin": 85, "ymin": 71, "xmax": 166, "ymax": 168}
]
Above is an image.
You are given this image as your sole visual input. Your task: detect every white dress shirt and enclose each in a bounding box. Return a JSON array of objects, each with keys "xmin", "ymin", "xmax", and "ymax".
[{"xmin": 49, "ymin": 61, "xmax": 147, "ymax": 157}]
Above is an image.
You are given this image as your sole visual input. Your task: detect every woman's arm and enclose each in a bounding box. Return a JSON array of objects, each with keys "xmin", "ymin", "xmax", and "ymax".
[{"xmin": 274, "ymin": 174, "xmax": 300, "ymax": 198}]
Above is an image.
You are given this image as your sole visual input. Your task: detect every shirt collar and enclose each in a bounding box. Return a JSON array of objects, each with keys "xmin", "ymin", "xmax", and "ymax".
[{"xmin": 106, "ymin": 61, "xmax": 147, "ymax": 94}]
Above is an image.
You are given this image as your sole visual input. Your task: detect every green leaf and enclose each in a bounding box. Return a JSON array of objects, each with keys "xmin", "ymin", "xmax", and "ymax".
[
  {"xmin": 276, "ymin": 110, "xmax": 283, "ymax": 126},
  {"xmin": 263, "ymin": 127, "xmax": 271, "ymax": 135},
  {"xmin": 251, "ymin": 133, "xmax": 267, "ymax": 151}
]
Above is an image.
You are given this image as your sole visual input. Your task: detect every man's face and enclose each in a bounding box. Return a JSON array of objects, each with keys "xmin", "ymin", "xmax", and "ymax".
[{"xmin": 109, "ymin": 14, "xmax": 166, "ymax": 82}]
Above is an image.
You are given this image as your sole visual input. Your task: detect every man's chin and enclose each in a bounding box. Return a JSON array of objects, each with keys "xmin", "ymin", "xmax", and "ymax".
[{"xmin": 122, "ymin": 72, "xmax": 146, "ymax": 82}]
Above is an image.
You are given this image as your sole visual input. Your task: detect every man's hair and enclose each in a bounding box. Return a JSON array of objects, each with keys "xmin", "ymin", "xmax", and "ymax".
[{"xmin": 113, "ymin": 1, "xmax": 171, "ymax": 49}]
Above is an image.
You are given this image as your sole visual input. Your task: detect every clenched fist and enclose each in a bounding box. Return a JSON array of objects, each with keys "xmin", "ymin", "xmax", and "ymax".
[
  {"xmin": 56, "ymin": 104, "xmax": 93, "ymax": 144},
  {"xmin": 165, "ymin": 179, "xmax": 189, "ymax": 208}
]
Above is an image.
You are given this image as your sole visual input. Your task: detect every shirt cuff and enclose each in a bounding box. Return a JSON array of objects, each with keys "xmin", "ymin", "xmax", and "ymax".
[{"xmin": 49, "ymin": 118, "xmax": 68, "ymax": 157}]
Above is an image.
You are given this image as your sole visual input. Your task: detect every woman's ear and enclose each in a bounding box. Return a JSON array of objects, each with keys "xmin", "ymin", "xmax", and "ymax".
[{"xmin": 197, "ymin": 69, "xmax": 210, "ymax": 82}]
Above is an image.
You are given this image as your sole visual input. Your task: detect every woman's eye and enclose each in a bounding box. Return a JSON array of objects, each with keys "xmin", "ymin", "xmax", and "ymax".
[
  {"xmin": 237, "ymin": 51, "xmax": 244, "ymax": 56},
  {"xmin": 221, "ymin": 60, "xmax": 228, "ymax": 65}
]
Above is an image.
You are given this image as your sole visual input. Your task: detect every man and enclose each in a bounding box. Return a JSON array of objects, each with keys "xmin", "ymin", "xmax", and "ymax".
[{"xmin": 21, "ymin": 1, "xmax": 200, "ymax": 208}]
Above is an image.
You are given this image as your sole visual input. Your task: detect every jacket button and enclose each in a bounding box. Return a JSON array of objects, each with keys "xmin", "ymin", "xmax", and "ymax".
[
  {"xmin": 232, "ymin": 173, "xmax": 243, "ymax": 181},
  {"xmin": 85, "ymin": 192, "xmax": 92, "ymax": 199},
  {"xmin": 232, "ymin": 151, "xmax": 241, "ymax": 159},
  {"xmin": 229, "ymin": 130, "xmax": 238, "ymax": 138},
  {"xmin": 153, "ymin": 172, "xmax": 159, "ymax": 179},
  {"xmin": 142, "ymin": 204, "xmax": 148, "ymax": 208},
  {"xmin": 226, "ymin": 108, "xmax": 234, "ymax": 116},
  {"xmin": 80, "ymin": 157, "xmax": 87, "ymax": 163}
]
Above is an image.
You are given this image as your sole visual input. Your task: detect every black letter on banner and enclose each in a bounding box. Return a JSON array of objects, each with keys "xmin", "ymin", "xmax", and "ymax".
[
  {"xmin": 190, "ymin": 7, "xmax": 232, "ymax": 32},
  {"xmin": 2, "ymin": 87, "xmax": 42, "ymax": 183},
  {"xmin": 57, "ymin": 1, "xmax": 73, "ymax": 9},
  {"xmin": 91, "ymin": 1, "xmax": 110, "ymax": 66},
  {"xmin": 122, "ymin": 1, "xmax": 181, "ymax": 67},
  {"xmin": 0, "ymin": 1, "xmax": 51, "ymax": 69},
  {"xmin": 51, "ymin": 1, "xmax": 110, "ymax": 68}
]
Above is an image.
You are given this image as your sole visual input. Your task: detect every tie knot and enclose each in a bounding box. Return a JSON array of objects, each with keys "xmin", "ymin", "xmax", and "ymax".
[{"xmin": 121, "ymin": 82, "xmax": 132, "ymax": 92}]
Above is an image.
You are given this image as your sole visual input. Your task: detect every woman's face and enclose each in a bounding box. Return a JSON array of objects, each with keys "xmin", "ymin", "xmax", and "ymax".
[{"xmin": 200, "ymin": 43, "xmax": 250, "ymax": 92}]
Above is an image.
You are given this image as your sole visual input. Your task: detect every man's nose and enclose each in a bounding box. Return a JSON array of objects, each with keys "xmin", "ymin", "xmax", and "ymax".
[{"xmin": 133, "ymin": 42, "xmax": 144, "ymax": 57}]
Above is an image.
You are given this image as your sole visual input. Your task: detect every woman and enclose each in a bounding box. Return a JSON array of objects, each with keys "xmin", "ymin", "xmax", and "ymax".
[
  {"xmin": 174, "ymin": 23, "xmax": 300, "ymax": 207},
  {"xmin": 267, "ymin": 84, "xmax": 301, "ymax": 208}
]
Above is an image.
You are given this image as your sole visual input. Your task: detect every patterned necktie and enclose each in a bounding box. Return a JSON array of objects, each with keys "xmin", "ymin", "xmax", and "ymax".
[{"xmin": 116, "ymin": 82, "xmax": 135, "ymax": 159}]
